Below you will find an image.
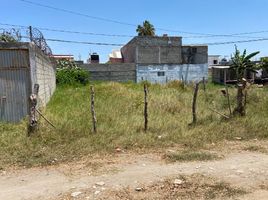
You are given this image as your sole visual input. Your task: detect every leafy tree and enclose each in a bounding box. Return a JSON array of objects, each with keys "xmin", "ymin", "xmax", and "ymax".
[
  {"xmin": 136, "ymin": 20, "xmax": 155, "ymax": 36},
  {"xmin": 259, "ymin": 57, "xmax": 268, "ymax": 71},
  {"xmin": 230, "ymin": 46, "xmax": 259, "ymax": 116},
  {"xmin": 56, "ymin": 59, "xmax": 89, "ymax": 85},
  {"xmin": 0, "ymin": 29, "xmax": 21, "ymax": 42}
]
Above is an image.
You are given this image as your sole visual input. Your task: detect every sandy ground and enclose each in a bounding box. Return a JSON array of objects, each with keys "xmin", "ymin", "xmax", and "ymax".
[{"xmin": 1, "ymin": 143, "xmax": 268, "ymax": 200}]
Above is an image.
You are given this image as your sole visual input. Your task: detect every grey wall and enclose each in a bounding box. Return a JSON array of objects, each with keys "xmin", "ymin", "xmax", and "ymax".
[
  {"xmin": 29, "ymin": 44, "xmax": 56, "ymax": 107},
  {"xmin": 121, "ymin": 36, "xmax": 182, "ymax": 64},
  {"xmin": 137, "ymin": 64, "xmax": 208, "ymax": 84},
  {"xmin": 182, "ymin": 46, "xmax": 208, "ymax": 64},
  {"xmin": 80, "ymin": 63, "xmax": 136, "ymax": 82},
  {"xmin": 0, "ymin": 42, "xmax": 55, "ymax": 122}
]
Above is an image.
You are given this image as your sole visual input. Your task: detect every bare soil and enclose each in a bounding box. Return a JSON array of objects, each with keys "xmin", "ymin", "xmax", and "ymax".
[{"xmin": 1, "ymin": 141, "xmax": 268, "ymax": 200}]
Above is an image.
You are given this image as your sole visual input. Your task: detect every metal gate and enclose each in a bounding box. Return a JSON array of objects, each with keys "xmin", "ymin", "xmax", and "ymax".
[{"xmin": 0, "ymin": 49, "xmax": 30, "ymax": 122}]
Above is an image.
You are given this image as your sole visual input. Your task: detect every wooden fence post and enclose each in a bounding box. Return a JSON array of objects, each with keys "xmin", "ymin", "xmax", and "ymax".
[
  {"xmin": 225, "ymin": 85, "xmax": 232, "ymax": 116},
  {"xmin": 28, "ymin": 84, "xmax": 39, "ymax": 136},
  {"xmin": 90, "ymin": 85, "xmax": 97, "ymax": 133},
  {"xmin": 202, "ymin": 77, "xmax": 206, "ymax": 92},
  {"xmin": 144, "ymin": 84, "xmax": 148, "ymax": 132},
  {"xmin": 192, "ymin": 82, "xmax": 199, "ymax": 124}
]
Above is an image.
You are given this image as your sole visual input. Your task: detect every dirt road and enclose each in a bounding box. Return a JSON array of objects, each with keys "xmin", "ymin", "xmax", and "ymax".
[{"xmin": 1, "ymin": 148, "xmax": 268, "ymax": 200}]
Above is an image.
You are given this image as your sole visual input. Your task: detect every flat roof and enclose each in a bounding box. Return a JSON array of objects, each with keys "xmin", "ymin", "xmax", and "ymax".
[{"xmin": 212, "ymin": 65, "xmax": 230, "ymax": 69}]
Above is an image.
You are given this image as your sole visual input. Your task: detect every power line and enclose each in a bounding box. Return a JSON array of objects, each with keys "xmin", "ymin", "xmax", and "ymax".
[
  {"xmin": 21, "ymin": 36, "xmax": 124, "ymax": 46},
  {"xmin": 1, "ymin": 22, "xmax": 268, "ymax": 40},
  {"xmin": 17, "ymin": 0, "xmax": 268, "ymax": 38},
  {"xmin": 0, "ymin": 22, "xmax": 134, "ymax": 38},
  {"xmin": 19, "ymin": 34, "xmax": 268, "ymax": 47},
  {"xmin": 205, "ymin": 38, "xmax": 268, "ymax": 45},
  {"xmin": 17, "ymin": 0, "xmax": 226, "ymax": 36}
]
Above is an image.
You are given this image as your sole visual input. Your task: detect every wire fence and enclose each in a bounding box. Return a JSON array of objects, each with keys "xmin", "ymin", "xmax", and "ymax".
[
  {"xmin": 0, "ymin": 26, "xmax": 52, "ymax": 56},
  {"xmin": 27, "ymin": 26, "xmax": 52, "ymax": 55}
]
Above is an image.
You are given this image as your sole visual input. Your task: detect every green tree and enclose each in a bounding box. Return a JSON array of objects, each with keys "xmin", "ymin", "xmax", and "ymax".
[
  {"xmin": 230, "ymin": 46, "xmax": 259, "ymax": 116},
  {"xmin": 259, "ymin": 57, "xmax": 268, "ymax": 72},
  {"xmin": 0, "ymin": 29, "xmax": 21, "ymax": 42},
  {"xmin": 136, "ymin": 20, "xmax": 155, "ymax": 36}
]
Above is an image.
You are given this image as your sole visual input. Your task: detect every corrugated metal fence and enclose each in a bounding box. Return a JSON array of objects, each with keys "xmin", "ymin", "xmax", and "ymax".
[
  {"xmin": 0, "ymin": 43, "xmax": 55, "ymax": 123},
  {"xmin": 0, "ymin": 49, "xmax": 30, "ymax": 122}
]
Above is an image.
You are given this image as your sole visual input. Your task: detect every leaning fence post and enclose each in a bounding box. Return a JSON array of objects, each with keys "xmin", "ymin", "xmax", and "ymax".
[
  {"xmin": 144, "ymin": 84, "xmax": 148, "ymax": 132},
  {"xmin": 90, "ymin": 85, "xmax": 97, "ymax": 133},
  {"xmin": 191, "ymin": 82, "xmax": 199, "ymax": 125}
]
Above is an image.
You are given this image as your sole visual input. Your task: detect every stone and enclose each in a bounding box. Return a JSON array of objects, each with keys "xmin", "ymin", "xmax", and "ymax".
[
  {"xmin": 135, "ymin": 187, "xmax": 143, "ymax": 191},
  {"xmin": 94, "ymin": 190, "xmax": 101, "ymax": 195},
  {"xmin": 174, "ymin": 179, "xmax": 183, "ymax": 185},
  {"xmin": 96, "ymin": 181, "xmax": 105, "ymax": 186},
  {"xmin": 71, "ymin": 191, "xmax": 82, "ymax": 197}
]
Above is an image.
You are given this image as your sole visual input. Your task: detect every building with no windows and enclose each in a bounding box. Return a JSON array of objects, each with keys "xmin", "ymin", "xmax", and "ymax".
[{"xmin": 121, "ymin": 36, "xmax": 208, "ymax": 84}]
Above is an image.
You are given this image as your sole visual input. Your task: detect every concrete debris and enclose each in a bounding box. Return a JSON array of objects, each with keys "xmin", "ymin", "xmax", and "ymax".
[
  {"xmin": 71, "ymin": 191, "xmax": 82, "ymax": 198},
  {"xmin": 95, "ymin": 181, "xmax": 105, "ymax": 186},
  {"xmin": 173, "ymin": 179, "xmax": 183, "ymax": 185}
]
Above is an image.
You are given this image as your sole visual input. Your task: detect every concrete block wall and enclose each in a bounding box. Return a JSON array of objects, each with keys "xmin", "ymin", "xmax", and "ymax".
[
  {"xmin": 182, "ymin": 46, "xmax": 208, "ymax": 64},
  {"xmin": 29, "ymin": 44, "xmax": 56, "ymax": 107},
  {"xmin": 80, "ymin": 63, "xmax": 136, "ymax": 82},
  {"xmin": 121, "ymin": 36, "xmax": 183, "ymax": 64}
]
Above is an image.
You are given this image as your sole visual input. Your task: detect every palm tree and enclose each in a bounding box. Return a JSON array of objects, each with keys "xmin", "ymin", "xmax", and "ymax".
[
  {"xmin": 136, "ymin": 20, "xmax": 155, "ymax": 36},
  {"xmin": 230, "ymin": 46, "xmax": 259, "ymax": 116}
]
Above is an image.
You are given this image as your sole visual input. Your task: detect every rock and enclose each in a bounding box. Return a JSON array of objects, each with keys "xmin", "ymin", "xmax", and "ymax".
[
  {"xmin": 94, "ymin": 190, "xmax": 101, "ymax": 195},
  {"xmin": 115, "ymin": 147, "xmax": 122, "ymax": 153},
  {"xmin": 236, "ymin": 170, "xmax": 244, "ymax": 174},
  {"xmin": 96, "ymin": 181, "xmax": 105, "ymax": 186},
  {"xmin": 158, "ymin": 135, "xmax": 162, "ymax": 139},
  {"xmin": 71, "ymin": 191, "xmax": 82, "ymax": 197},
  {"xmin": 135, "ymin": 187, "xmax": 143, "ymax": 191},
  {"xmin": 235, "ymin": 137, "xmax": 242, "ymax": 140},
  {"xmin": 174, "ymin": 179, "xmax": 183, "ymax": 185}
]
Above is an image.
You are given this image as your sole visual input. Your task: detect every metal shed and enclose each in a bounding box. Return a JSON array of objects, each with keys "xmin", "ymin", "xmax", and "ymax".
[{"xmin": 0, "ymin": 42, "xmax": 55, "ymax": 122}]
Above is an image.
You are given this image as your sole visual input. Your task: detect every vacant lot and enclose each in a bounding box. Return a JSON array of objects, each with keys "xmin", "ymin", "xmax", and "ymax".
[{"xmin": 0, "ymin": 81, "xmax": 268, "ymax": 169}]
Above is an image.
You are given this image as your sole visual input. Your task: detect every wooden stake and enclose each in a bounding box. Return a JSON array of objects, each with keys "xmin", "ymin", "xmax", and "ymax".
[
  {"xmin": 208, "ymin": 107, "xmax": 230, "ymax": 119},
  {"xmin": 225, "ymin": 85, "xmax": 232, "ymax": 116},
  {"xmin": 192, "ymin": 83, "xmax": 199, "ymax": 124},
  {"xmin": 202, "ymin": 77, "xmax": 206, "ymax": 92},
  {"xmin": 144, "ymin": 84, "xmax": 148, "ymax": 132},
  {"xmin": 36, "ymin": 109, "xmax": 56, "ymax": 128},
  {"xmin": 90, "ymin": 85, "xmax": 97, "ymax": 133}
]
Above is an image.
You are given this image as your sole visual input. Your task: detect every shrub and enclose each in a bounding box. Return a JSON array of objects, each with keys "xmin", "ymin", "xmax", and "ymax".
[{"xmin": 56, "ymin": 59, "xmax": 89, "ymax": 85}]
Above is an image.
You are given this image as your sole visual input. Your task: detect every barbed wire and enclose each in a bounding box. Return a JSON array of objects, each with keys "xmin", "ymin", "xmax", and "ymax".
[{"xmin": 26, "ymin": 27, "xmax": 52, "ymax": 55}]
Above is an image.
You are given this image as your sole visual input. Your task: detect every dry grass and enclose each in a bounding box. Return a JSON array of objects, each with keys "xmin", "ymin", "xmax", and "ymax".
[
  {"xmin": 1, "ymin": 81, "xmax": 268, "ymax": 168},
  {"xmin": 164, "ymin": 150, "xmax": 220, "ymax": 162},
  {"xmin": 61, "ymin": 174, "xmax": 247, "ymax": 200}
]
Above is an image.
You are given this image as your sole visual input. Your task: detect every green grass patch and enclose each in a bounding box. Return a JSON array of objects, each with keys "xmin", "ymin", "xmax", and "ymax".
[{"xmin": 1, "ymin": 81, "xmax": 268, "ymax": 168}]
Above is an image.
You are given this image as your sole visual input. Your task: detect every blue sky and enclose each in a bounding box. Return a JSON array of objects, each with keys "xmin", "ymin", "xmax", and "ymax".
[{"xmin": 1, "ymin": 0, "xmax": 268, "ymax": 62}]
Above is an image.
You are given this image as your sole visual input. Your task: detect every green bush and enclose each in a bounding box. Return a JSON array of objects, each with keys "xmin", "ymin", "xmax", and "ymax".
[{"xmin": 56, "ymin": 59, "xmax": 89, "ymax": 85}]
